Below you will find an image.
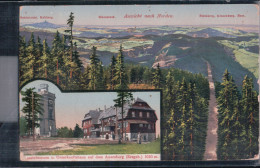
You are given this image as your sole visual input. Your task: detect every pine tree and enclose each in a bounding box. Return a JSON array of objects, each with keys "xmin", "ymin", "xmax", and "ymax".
[
  {"xmin": 73, "ymin": 124, "xmax": 83, "ymax": 138},
  {"xmin": 143, "ymin": 67, "xmax": 152, "ymax": 84},
  {"xmin": 21, "ymin": 88, "xmax": 43, "ymax": 137},
  {"xmin": 88, "ymin": 46, "xmax": 100, "ymax": 90},
  {"xmin": 110, "ymin": 55, "xmax": 117, "ymax": 90},
  {"xmin": 65, "ymin": 12, "xmax": 75, "ymax": 79},
  {"xmin": 114, "ymin": 45, "xmax": 128, "ymax": 90},
  {"xmin": 187, "ymin": 82, "xmax": 208, "ymax": 160},
  {"xmin": 130, "ymin": 67, "xmax": 137, "ymax": 83},
  {"xmin": 152, "ymin": 63, "xmax": 163, "ymax": 89},
  {"xmin": 113, "ymin": 91, "xmax": 133, "ymax": 142},
  {"xmin": 96, "ymin": 61, "xmax": 105, "ymax": 89},
  {"xmin": 176, "ymin": 79, "xmax": 189, "ymax": 160},
  {"xmin": 217, "ymin": 69, "xmax": 240, "ymax": 160},
  {"xmin": 230, "ymin": 98, "xmax": 245, "ymax": 159},
  {"xmin": 60, "ymin": 35, "xmax": 70, "ymax": 88},
  {"xmin": 69, "ymin": 42, "xmax": 82, "ymax": 88},
  {"xmin": 163, "ymin": 71, "xmax": 179, "ymax": 160},
  {"xmin": 38, "ymin": 39, "xmax": 51, "ymax": 78},
  {"xmin": 80, "ymin": 66, "xmax": 90, "ymax": 90},
  {"xmin": 35, "ymin": 36, "xmax": 43, "ymax": 78},
  {"xmin": 242, "ymin": 75, "xmax": 259, "ymax": 158},
  {"xmin": 24, "ymin": 33, "xmax": 36, "ymax": 80},
  {"xmin": 186, "ymin": 82, "xmax": 196, "ymax": 159},
  {"xmin": 136, "ymin": 66, "xmax": 144, "ymax": 83},
  {"xmin": 73, "ymin": 42, "xmax": 82, "ymax": 68},
  {"xmin": 51, "ymin": 31, "xmax": 65, "ymax": 85}
]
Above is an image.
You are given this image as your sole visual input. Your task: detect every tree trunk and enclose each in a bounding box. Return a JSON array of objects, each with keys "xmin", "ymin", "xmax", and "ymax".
[
  {"xmin": 45, "ymin": 68, "xmax": 47, "ymax": 78},
  {"xmin": 57, "ymin": 60, "xmax": 59, "ymax": 85},
  {"xmin": 32, "ymin": 92, "xmax": 35, "ymax": 141},
  {"xmin": 70, "ymin": 27, "xmax": 73, "ymax": 79}
]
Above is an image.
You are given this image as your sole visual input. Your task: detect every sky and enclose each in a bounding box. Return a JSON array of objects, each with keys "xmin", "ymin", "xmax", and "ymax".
[
  {"xmin": 20, "ymin": 4, "xmax": 259, "ymax": 26},
  {"xmin": 19, "ymin": 80, "xmax": 161, "ymax": 136}
]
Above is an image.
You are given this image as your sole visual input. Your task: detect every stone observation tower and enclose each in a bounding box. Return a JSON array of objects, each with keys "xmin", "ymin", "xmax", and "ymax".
[{"xmin": 38, "ymin": 84, "xmax": 57, "ymax": 137}]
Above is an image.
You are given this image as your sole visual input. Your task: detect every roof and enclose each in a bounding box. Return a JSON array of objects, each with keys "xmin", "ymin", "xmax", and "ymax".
[
  {"xmin": 98, "ymin": 106, "xmax": 117, "ymax": 124},
  {"xmin": 117, "ymin": 102, "xmax": 132, "ymax": 120},
  {"xmin": 135, "ymin": 97, "xmax": 147, "ymax": 103},
  {"xmin": 130, "ymin": 106, "xmax": 154, "ymax": 111},
  {"xmin": 82, "ymin": 97, "xmax": 155, "ymax": 123},
  {"xmin": 83, "ymin": 110, "xmax": 102, "ymax": 124}
]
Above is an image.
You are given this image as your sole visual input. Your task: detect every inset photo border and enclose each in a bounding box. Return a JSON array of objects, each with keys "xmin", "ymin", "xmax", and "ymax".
[{"xmin": 19, "ymin": 80, "xmax": 161, "ymax": 161}]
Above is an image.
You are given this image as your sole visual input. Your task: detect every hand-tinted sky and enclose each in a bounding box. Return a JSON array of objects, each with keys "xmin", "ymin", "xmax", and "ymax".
[
  {"xmin": 20, "ymin": 80, "xmax": 161, "ymax": 136},
  {"xmin": 20, "ymin": 4, "xmax": 258, "ymax": 26}
]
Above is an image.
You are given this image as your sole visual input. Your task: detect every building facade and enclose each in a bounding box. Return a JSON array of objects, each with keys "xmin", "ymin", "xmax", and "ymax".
[
  {"xmin": 82, "ymin": 109, "xmax": 102, "ymax": 138},
  {"xmin": 38, "ymin": 84, "xmax": 57, "ymax": 137},
  {"xmin": 82, "ymin": 98, "xmax": 158, "ymax": 142}
]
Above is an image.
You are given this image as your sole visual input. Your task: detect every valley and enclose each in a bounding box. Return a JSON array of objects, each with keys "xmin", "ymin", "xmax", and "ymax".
[{"xmin": 20, "ymin": 22, "xmax": 259, "ymax": 89}]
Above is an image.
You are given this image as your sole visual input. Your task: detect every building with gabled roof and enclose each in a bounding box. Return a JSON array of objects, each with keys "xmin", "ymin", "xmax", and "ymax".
[
  {"xmin": 82, "ymin": 109, "xmax": 102, "ymax": 138},
  {"xmin": 82, "ymin": 97, "xmax": 158, "ymax": 142}
]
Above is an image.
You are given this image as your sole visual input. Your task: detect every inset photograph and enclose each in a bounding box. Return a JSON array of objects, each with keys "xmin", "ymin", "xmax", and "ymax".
[{"xmin": 19, "ymin": 80, "xmax": 161, "ymax": 161}]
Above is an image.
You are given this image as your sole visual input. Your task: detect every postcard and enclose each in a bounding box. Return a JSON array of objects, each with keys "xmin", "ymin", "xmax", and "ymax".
[{"xmin": 19, "ymin": 4, "xmax": 259, "ymax": 161}]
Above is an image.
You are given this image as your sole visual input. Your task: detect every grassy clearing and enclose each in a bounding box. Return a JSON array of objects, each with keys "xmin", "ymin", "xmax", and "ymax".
[
  {"xmin": 218, "ymin": 39, "xmax": 259, "ymax": 78},
  {"xmin": 37, "ymin": 139, "xmax": 160, "ymax": 155}
]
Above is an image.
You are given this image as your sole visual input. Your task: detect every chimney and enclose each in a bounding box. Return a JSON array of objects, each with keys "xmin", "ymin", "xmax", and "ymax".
[
  {"xmin": 104, "ymin": 105, "xmax": 106, "ymax": 110},
  {"xmin": 98, "ymin": 108, "xmax": 100, "ymax": 112}
]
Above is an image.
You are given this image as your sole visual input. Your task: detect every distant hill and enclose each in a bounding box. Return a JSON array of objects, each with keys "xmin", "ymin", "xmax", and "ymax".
[
  {"xmin": 19, "ymin": 26, "xmax": 259, "ymax": 90},
  {"xmin": 22, "ymin": 21, "xmax": 62, "ymax": 29}
]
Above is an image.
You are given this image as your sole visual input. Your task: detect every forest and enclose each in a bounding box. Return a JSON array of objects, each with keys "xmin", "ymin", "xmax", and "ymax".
[
  {"xmin": 215, "ymin": 70, "xmax": 259, "ymax": 160},
  {"xmin": 19, "ymin": 30, "xmax": 210, "ymax": 160}
]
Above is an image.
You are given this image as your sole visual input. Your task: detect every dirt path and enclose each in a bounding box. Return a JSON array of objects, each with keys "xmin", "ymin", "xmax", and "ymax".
[
  {"xmin": 20, "ymin": 137, "xmax": 119, "ymax": 155},
  {"xmin": 204, "ymin": 62, "xmax": 218, "ymax": 160}
]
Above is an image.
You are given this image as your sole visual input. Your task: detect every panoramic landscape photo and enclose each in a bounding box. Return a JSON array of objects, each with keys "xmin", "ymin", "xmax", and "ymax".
[{"xmin": 19, "ymin": 5, "xmax": 259, "ymax": 160}]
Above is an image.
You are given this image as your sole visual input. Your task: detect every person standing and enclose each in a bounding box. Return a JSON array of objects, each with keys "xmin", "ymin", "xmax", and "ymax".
[{"xmin": 137, "ymin": 132, "xmax": 142, "ymax": 144}]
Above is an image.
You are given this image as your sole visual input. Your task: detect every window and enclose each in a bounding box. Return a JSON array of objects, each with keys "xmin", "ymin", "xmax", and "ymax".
[
  {"xmin": 132, "ymin": 111, "xmax": 135, "ymax": 117},
  {"xmin": 148, "ymin": 124, "xmax": 151, "ymax": 129},
  {"xmin": 105, "ymin": 126, "xmax": 110, "ymax": 131},
  {"xmin": 139, "ymin": 112, "xmax": 143, "ymax": 117},
  {"xmin": 147, "ymin": 112, "xmax": 150, "ymax": 118},
  {"xmin": 139, "ymin": 124, "xmax": 143, "ymax": 127}
]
